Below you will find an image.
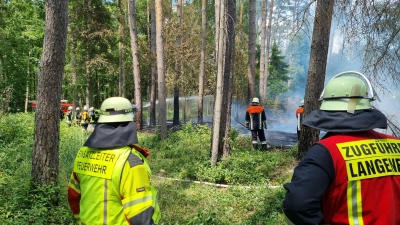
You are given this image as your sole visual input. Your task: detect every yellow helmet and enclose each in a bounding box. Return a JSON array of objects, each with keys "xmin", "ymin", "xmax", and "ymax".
[
  {"xmin": 98, "ymin": 97, "xmax": 134, "ymax": 123},
  {"xmin": 319, "ymin": 71, "xmax": 378, "ymax": 113}
]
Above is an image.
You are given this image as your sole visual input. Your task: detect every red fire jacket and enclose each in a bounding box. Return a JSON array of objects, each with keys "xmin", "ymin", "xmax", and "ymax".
[{"xmin": 319, "ymin": 130, "xmax": 400, "ymax": 224}]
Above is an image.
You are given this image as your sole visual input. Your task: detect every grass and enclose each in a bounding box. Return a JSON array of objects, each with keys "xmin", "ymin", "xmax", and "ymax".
[{"xmin": 0, "ymin": 113, "xmax": 298, "ymax": 224}]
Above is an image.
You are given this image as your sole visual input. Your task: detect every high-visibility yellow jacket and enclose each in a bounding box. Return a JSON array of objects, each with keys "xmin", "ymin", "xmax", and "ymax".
[{"xmin": 68, "ymin": 145, "xmax": 161, "ymax": 225}]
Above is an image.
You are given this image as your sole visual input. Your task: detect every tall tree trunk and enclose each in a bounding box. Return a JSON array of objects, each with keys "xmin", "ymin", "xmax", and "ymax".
[
  {"xmin": 85, "ymin": 54, "xmax": 90, "ymax": 107},
  {"xmin": 261, "ymin": 0, "xmax": 274, "ymax": 105},
  {"xmin": 211, "ymin": 0, "xmax": 226, "ymax": 167},
  {"xmin": 150, "ymin": 0, "xmax": 157, "ymax": 127},
  {"xmin": 259, "ymin": 0, "xmax": 267, "ymax": 105},
  {"xmin": 173, "ymin": 0, "xmax": 183, "ymax": 126},
  {"xmin": 198, "ymin": 0, "xmax": 206, "ymax": 124},
  {"xmin": 298, "ymin": 0, "xmax": 334, "ymax": 159},
  {"xmin": 128, "ymin": 0, "xmax": 142, "ymax": 130},
  {"xmin": 247, "ymin": 0, "xmax": 256, "ymax": 102},
  {"xmin": 85, "ymin": 0, "xmax": 92, "ymax": 108},
  {"xmin": 24, "ymin": 51, "xmax": 31, "ymax": 113},
  {"xmin": 215, "ymin": 0, "xmax": 220, "ymax": 61},
  {"xmin": 222, "ymin": 0, "xmax": 236, "ymax": 158},
  {"xmin": 239, "ymin": 0, "xmax": 244, "ymax": 28},
  {"xmin": 155, "ymin": 0, "xmax": 167, "ymax": 139},
  {"xmin": 70, "ymin": 39, "xmax": 78, "ymax": 110},
  {"xmin": 118, "ymin": 0, "xmax": 126, "ymax": 98},
  {"xmin": 32, "ymin": 0, "xmax": 68, "ymax": 186}
]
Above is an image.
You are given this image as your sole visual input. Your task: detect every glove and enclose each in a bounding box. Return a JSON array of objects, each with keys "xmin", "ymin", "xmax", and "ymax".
[
  {"xmin": 245, "ymin": 122, "xmax": 249, "ymax": 129},
  {"xmin": 263, "ymin": 121, "xmax": 267, "ymax": 129}
]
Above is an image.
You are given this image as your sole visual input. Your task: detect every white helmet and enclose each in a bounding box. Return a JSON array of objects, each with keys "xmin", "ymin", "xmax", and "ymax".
[
  {"xmin": 68, "ymin": 106, "xmax": 73, "ymax": 110},
  {"xmin": 252, "ymin": 97, "xmax": 259, "ymax": 104},
  {"xmin": 89, "ymin": 107, "xmax": 94, "ymax": 111},
  {"xmin": 76, "ymin": 107, "xmax": 80, "ymax": 111},
  {"xmin": 83, "ymin": 105, "xmax": 88, "ymax": 111}
]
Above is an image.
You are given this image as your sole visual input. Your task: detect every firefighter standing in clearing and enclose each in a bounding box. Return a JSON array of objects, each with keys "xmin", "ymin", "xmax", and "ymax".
[
  {"xmin": 245, "ymin": 97, "xmax": 268, "ymax": 150},
  {"xmin": 80, "ymin": 105, "xmax": 90, "ymax": 131},
  {"xmin": 283, "ymin": 71, "xmax": 400, "ymax": 225},
  {"xmin": 68, "ymin": 97, "xmax": 161, "ymax": 225},
  {"xmin": 295, "ymin": 100, "xmax": 304, "ymax": 140},
  {"xmin": 66, "ymin": 106, "xmax": 73, "ymax": 127},
  {"xmin": 74, "ymin": 107, "xmax": 81, "ymax": 126}
]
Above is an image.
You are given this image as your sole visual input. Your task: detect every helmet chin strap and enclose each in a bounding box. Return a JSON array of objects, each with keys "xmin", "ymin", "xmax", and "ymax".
[{"xmin": 347, "ymin": 84, "xmax": 361, "ymax": 114}]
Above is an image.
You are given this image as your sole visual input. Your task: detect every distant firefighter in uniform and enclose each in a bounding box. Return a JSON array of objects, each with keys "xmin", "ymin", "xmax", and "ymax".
[
  {"xmin": 80, "ymin": 105, "xmax": 90, "ymax": 130},
  {"xmin": 66, "ymin": 106, "xmax": 73, "ymax": 127},
  {"xmin": 296, "ymin": 100, "xmax": 304, "ymax": 140},
  {"xmin": 74, "ymin": 107, "xmax": 81, "ymax": 126},
  {"xmin": 245, "ymin": 97, "xmax": 268, "ymax": 150}
]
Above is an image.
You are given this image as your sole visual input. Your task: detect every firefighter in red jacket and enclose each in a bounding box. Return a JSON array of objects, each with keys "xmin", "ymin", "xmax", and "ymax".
[
  {"xmin": 67, "ymin": 97, "xmax": 161, "ymax": 225},
  {"xmin": 283, "ymin": 71, "xmax": 400, "ymax": 225},
  {"xmin": 246, "ymin": 97, "xmax": 268, "ymax": 150},
  {"xmin": 295, "ymin": 100, "xmax": 304, "ymax": 140}
]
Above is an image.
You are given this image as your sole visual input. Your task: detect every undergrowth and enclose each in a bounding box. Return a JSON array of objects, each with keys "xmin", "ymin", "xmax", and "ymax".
[{"xmin": 0, "ymin": 113, "xmax": 298, "ymax": 224}]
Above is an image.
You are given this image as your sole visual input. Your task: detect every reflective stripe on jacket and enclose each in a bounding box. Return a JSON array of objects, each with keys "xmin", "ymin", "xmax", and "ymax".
[
  {"xmin": 295, "ymin": 107, "xmax": 303, "ymax": 131},
  {"xmin": 68, "ymin": 146, "xmax": 161, "ymax": 225},
  {"xmin": 319, "ymin": 130, "xmax": 400, "ymax": 225},
  {"xmin": 245, "ymin": 104, "xmax": 267, "ymax": 130}
]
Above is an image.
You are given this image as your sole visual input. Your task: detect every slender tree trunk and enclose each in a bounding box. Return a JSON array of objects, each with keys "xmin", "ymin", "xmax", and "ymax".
[
  {"xmin": 155, "ymin": 0, "xmax": 167, "ymax": 139},
  {"xmin": 261, "ymin": 0, "xmax": 274, "ymax": 105},
  {"xmin": 215, "ymin": 0, "xmax": 220, "ymax": 62},
  {"xmin": 211, "ymin": 0, "xmax": 226, "ymax": 167},
  {"xmin": 85, "ymin": 0, "xmax": 92, "ymax": 108},
  {"xmin": 291, "ymin": 0, "xmax": 297, "ymax": 33},
  {"xmin": 239, "ymin": 0, "xmax": 244, "ymax": 28},
  {"xmin": 128, "ymin": 0, "xmax": 142, "ymax": 130},
  {"xmin": 70, "ymin": 40, "xmax": 78, "ymax": 110},
  {"xmin": 173, "ymin": 0, "xmax": 183, "ymax": 126},
  {"xmin": 150, "ymin": 0, "xmax": 157, "ymax": 127},
  {"xmin": 118, "ymin": 0, "xmax": 126, "ymax": 98},
  {"xmin": 85, "ymin": 54, "xmax": 90, "ymax": 107},
  {"xmin": 24, "ymin": 51, "xmax": 31, "ymax": 113},
  {"xmin": 32, "ymin": 0, "xmax": 68, "ymax": 186},
  {"xmin": 198, "ymin": 0, "xmax": 206, "ymax": 124},
  {"xmin": 259, "ymin": 0, "xmax": 267, "ymax": 105},
  {"xmin": 247, "ymin": 0, "xmax": 256, "ymax": 102},
  {"xmin": 222, "ymin": 0, "xmax": 236, "ymax": 158},
  {"xmin": 298, "ymin": 0, "xmax": 334, "ymax": 159}
]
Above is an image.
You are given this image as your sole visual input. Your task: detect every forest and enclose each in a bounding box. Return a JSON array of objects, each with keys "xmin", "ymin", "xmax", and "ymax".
[{"xmin": 1, "ymin": 0, "xmax": 400, "ymax": 224}]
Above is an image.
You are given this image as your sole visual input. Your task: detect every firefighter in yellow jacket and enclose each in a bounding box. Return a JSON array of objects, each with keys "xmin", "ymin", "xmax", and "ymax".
[{"xmin": 67, "ymin": 97, "xmax": 161, "ymax": 225}]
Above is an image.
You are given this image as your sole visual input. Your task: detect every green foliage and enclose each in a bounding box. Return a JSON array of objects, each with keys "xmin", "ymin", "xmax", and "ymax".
[
  {"xmin": 267, "ymin": 42, "xmax": 290, "ymax": 101},
  {"xmin": 0, "ymin": 113, "xmax": 87, "ymax": 224},
  {"xmin": 0, "ymin": 113, "xmax": 297, "ymax": 224},
  {"xmin": 0, "ymin": 1, "xmax": 44, "ymax": 111}
]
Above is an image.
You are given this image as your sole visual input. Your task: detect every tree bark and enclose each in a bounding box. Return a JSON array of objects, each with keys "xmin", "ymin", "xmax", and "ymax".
[
  {"xmin": 155, "ymin": 0, "xmax": 167, "ymax": 139},
  {"xmin": 173, "ymin": 0, "xmax": 183, "ymax": 126},
  {"xmin": 128, "ymin": 0, "xmax": 142, "ymax": 130},
  {"xmin": 298, "ymin": 0, "xmax": 334, "ymax": 159},
  {"xmin": 118, "ymin": 0, "xmax": 126, "ymax": 98},
  {"xmin": 261, "ymin": 0, "xmax": 274, "ymax": 106},
  {"xmin": 259, "ymin": 0, "xmax": 267, "ymax": 105},
  {"xmin": 198, "ymin": 0, "xmax": 206, "ymax": 124},
  {"xmin": 150, "ymin": 0, "xmax": 157, "ymax": 127},
  {"xmin": 31, "ymin": 0, "xmax": 68, "ymax": 186},
  {"xmin": 222, "ymin": 0, "xmax": 236, "ymax": 158},
  {"xmin": 211, "ymin": 0, "xmax": 226, "ymax": 166},
  {"xmin": 247, "ymin": 0, "xmax": 256, "ymax": 102}
]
